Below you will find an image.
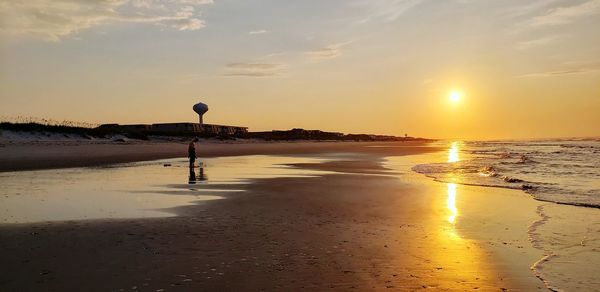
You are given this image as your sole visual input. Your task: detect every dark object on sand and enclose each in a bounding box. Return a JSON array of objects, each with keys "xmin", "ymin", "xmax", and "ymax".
[{"xmin": 188, "ymin": 140, "xmax": 197, "ymax": 169}]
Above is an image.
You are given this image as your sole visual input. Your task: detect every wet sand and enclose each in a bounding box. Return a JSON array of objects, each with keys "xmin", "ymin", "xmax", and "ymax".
[
  {"xmin": 0, "ymin": 145, "xmax": 550, "ymax": 291},
  {"xmin": 0, "ymin": 140, "xmax": 432, "ymax": 172}
]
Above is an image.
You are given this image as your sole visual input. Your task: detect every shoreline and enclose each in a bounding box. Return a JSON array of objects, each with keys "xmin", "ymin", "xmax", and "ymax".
[
  {"xmin": 387, "ymin": 153, "xmax": 600, "ymax": 292},
  {"xmin": 1, "ymin": 143, "xmax": 597, "ymax": 290},
  {"xmin": 0, "ymin": 140, "xmax": 437, "ymax": 172},
  {"xmin": 0, "ymin": 145, "xmax": 539, "ymax": 291}
]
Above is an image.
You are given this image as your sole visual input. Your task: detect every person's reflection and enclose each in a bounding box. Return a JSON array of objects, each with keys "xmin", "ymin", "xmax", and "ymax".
[
  {"xmin": 198, "ymin": 165, "xmax": 207, "ymax": 181},
  {"xmin": 188, "ymin": 163, "xmax": 207, "ymax": 184},
  {"xmin": 188, "ymin": 168, "xmax": 197, "ymax": 184}
]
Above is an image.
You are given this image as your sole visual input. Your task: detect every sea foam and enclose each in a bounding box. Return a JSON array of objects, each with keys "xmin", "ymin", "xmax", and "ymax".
[{"xmin": 413, "ymin": 139, "xmax": 600, "ymax": 208}]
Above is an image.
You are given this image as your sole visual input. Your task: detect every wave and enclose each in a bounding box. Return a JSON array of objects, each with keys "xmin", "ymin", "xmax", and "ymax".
[
  {"xmin": 412, "ymin": 140, "xmax": 600, "ymax": 208},
  {"xmin": 418, "ymin": 140, "xmax": 600, "ymax": 291},
  {"xmin": 528, "ymin": 205, "xmax": 561, "ymax": 292}
]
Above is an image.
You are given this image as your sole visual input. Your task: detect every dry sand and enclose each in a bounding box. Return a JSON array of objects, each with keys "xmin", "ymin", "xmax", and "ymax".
[{"xmin": 0, "ymin": 142, "xmax": 547, "ymax": 291}]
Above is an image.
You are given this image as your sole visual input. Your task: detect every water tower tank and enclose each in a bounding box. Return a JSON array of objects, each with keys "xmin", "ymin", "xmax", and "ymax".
[{"xmin": 193, "ymin": 102, "xmax": 209, "ymax": 125}]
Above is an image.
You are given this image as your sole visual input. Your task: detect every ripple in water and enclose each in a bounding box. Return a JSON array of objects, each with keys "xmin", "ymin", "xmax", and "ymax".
[
  {"xmin": 413, "ymin": 140, "xmax": 600, "ymax": 291},
  {"xmin": 413, "ymin": 139, "xmax": 600, "ymax": 208}
]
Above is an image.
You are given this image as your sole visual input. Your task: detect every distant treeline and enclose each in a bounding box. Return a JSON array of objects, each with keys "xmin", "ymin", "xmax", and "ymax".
[
  {"xmin": 0, "ymin": 122, "xmax": 111, "ymax": 138},
  {"xmin": 0, "ymin": 122, "xmax": 200, "ymax": 140},
  {"xmin": 0, "ymin": 122, "xmax": 429, "ymax": 142},
  {"xmin": 246, "ymin": 128, "xmax": 428, "ymax": 142},
  {"xmin": 0, "ymin": 116, "xmax": 99, "ymax": 128}
]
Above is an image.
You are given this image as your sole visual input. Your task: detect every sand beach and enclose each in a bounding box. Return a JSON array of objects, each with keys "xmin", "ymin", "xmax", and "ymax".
[{"xmin": 2, "ymin": 141, "xmax": 597, "ymax": 291}]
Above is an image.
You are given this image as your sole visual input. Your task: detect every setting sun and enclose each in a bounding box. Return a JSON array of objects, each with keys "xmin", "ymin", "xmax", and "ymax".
[
  {"xmin": 449, "ymin": 91, "xmax": 462, "ymax": 103},
  {"xmin": 1, "ymin": 1, "xmax": 600, "ymax": 291}
]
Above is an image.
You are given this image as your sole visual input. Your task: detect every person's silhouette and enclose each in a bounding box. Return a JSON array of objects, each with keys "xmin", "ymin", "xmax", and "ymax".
[{"xmin": 188, "ymin": 138, "xmax": 198, "ymax": 169}]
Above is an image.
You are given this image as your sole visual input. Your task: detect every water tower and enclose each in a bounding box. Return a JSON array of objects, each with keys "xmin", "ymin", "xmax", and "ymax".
[{"xmin": 193, "ymin": 102, "xmax": 209, "ymax": 125}]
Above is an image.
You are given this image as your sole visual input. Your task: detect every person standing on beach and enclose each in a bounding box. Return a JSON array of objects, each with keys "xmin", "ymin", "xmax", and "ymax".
[{"xmin": 188, "ymin": 138, "xmax": 198, "ymax": 169}]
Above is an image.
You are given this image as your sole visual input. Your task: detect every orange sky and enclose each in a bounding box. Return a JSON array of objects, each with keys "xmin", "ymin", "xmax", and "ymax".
[{"xmin": 1, "ymin": 0, "xmax": 599, "ymax": 140}]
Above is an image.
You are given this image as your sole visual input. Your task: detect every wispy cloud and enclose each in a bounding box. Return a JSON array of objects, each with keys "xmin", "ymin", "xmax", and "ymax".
[
  {"xmin": 504, "ymin": 0, "xmax": 561, "ymax": 17},
  {"xmin": 352, "ymin": 0, "xmax": 424, "ymax": 23},
  {"xmin": 517, "ymin": 69, "xmax": 596, "ymax": 78},
  {"xmin": 249, "ymin": 29, "xmax": 268, "ymax": 35},
  {"xmin": 0, "ymin": 0, "xmax": 213, "ymax": 41},
  {"xmin": 516, "ymin": 61, "xmax": 600, "ymax": 78},
  {"xmin": 523, "ymin": 0, "xmax": 600, "ymax": 27},
  {"xmin": 516, "ymin": 35, "xmax": 560, "ymax": 49},
  {"xmin": 305, "ymin": 42, "xmax": 352, "ymax": 61},
  {"xmin": 223, "ymin": 62, "xmax": 285, "ymax": 77},
  {"xmin": 259, "ymin": 52, "xmax": 287, "ymax": 59}
]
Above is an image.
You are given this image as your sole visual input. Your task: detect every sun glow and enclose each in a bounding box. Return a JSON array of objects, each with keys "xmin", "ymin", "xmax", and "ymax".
[{"xmin": 449, "ymin": 91, "xmax": 462, "ymax": 103}]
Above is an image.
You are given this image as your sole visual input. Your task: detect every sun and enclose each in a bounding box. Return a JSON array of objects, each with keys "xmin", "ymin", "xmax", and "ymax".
[{"xmin": 449, "ymin": 91, "xmax": 462, "ymax": 103}]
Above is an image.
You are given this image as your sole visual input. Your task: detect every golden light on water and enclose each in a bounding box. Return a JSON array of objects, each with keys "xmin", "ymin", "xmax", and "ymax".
[
  {"xmin": 424, "ymin": 142, "xmax": 498, "ymax": 288},
  {"xmin": 425, "ymin": 180, "xmax": 494, "ymax": 289},
  {"xmin": 447, "ymin": 183, "xmax": 458, "ymax": 224},
  {"xmin": 448, "ymin": 141, "xmax": 459, "ymax": 163},
  {"xmin": 447, "ymin": 142, "xmax": 459, "ymax": 223}
]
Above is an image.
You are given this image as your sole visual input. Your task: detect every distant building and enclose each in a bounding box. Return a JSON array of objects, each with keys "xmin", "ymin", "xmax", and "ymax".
[
  {"xmin": 97, "ymin": 101, "xmax": 248, "ymax": 136},
  {"xmin": 150, "ymin": 122, "xmax": 202, "ymax": 133},
  {"xmin": 151, "ymin": 122, "xmax": 247, "ymax": 135},
  {"xmin": 119, "ymin": 124, "xmax": 153, "ymax": 132}
]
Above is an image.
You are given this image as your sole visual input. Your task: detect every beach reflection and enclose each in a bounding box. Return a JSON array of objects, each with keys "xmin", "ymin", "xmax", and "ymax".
[
  {"xmin": 188, "ymin": 163, "xmax": 208, "ymax": 184},
  {"xmin": 447, "ymin": 183, "xmax": 458, "ymax": 224},
  {"xmin": 0, "ymin": 155, "xmax": 335, "ymax": 224},
  {"xmin": 448, "ymin": 141, "xmax": 460, "ymax": 163},
  {"xmin": 385, "ymin": 144, "xmax": 504, "ymax": 288},
  {"xmin": 446, "ymin": 142, "xmax": 460, "ymax": 224}
]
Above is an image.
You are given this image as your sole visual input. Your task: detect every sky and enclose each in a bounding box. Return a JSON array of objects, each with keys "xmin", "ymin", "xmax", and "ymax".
[{"xmin": 0, "ymin": 0, "xmax": 599, "ymax": 140}]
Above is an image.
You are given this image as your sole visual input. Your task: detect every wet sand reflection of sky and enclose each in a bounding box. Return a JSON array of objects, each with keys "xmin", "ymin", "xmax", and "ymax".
[{"xmin": 0, "ymin": 155, "xmax": 334, "ymax": 224}]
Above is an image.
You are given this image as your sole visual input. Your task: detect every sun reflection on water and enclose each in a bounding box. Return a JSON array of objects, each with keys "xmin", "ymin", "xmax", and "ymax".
[
  {"xmin": 446, "ymin": 142, "xmax": 460, "ymax": 224},
  {"xmin": 448, "ymin": 141, "xmax": 459, "ymax": 163},
  {"xmin": 447, "ymin": 183, "xmax": 458, "ymax": 224},
  {"xmin": 413, "ymin": 142, "xmax": 497, "ymax": 286}
]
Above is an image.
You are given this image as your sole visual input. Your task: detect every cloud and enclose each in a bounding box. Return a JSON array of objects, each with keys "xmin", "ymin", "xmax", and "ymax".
[
  {"xmin": 0, "ymin": 0, "xmax": 212, "ymax": 41},
  {"xmin": 516, "ymin": 35, "xmax": 560, "ymax": 49},
  {"xmin": 516, "ymin": 61, "xmax": 600, "ymax": 78},
  {"xmin": 524, "ymin": 0, "xmax": 600, "ymax": 27},
  {"xmin": 249, "ymin": 29, "xmax": 268, "ymax": 35},
  {"xmin": 517, "ymin": 69, "xmax": 596, "ymax": 78},
  {"xmin": 305, "ymin": 42, "xmax": 352, "ymax": 61},
  {"xmin": 306, "ymin": 47, "xmax": 341, "ymax": 60},
  {"xmin": 352, "ymin": 0, "xmax": 424, "ymax": 23},
  {"xmin": 226, "ymin": 63, "xmax": 283, "ymax": 70},
  {"xmin": 223, "ymin": 71, "xmax": 279, "ymax": 77},
  {"xmin": 223, "ymin": 62, "xmax": 285, "ymax": 77},
  {"xmin": 504, "ymin": 0, "xmax": 561, "ymax": 17}
]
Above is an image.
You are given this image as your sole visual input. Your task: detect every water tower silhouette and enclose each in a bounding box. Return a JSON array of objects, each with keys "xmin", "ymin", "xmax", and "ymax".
[{"xmin": 193, "ymin": 102, "xmax": 209, "ymax": 125}]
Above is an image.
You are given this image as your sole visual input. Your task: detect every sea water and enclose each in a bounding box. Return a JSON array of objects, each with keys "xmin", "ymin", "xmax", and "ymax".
[
  {"xmin": 410, "ymin": 139, "xmax": 600, "ymax": 291},
  {"xmin": 413, "ymin": 139, "xmax": 600, "ymax": 207}
]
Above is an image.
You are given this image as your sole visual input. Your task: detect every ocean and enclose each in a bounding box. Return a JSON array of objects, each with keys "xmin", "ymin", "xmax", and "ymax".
[{"xmin": 413, "ymin": 139, "xmax": 600, "ymax": 208}]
